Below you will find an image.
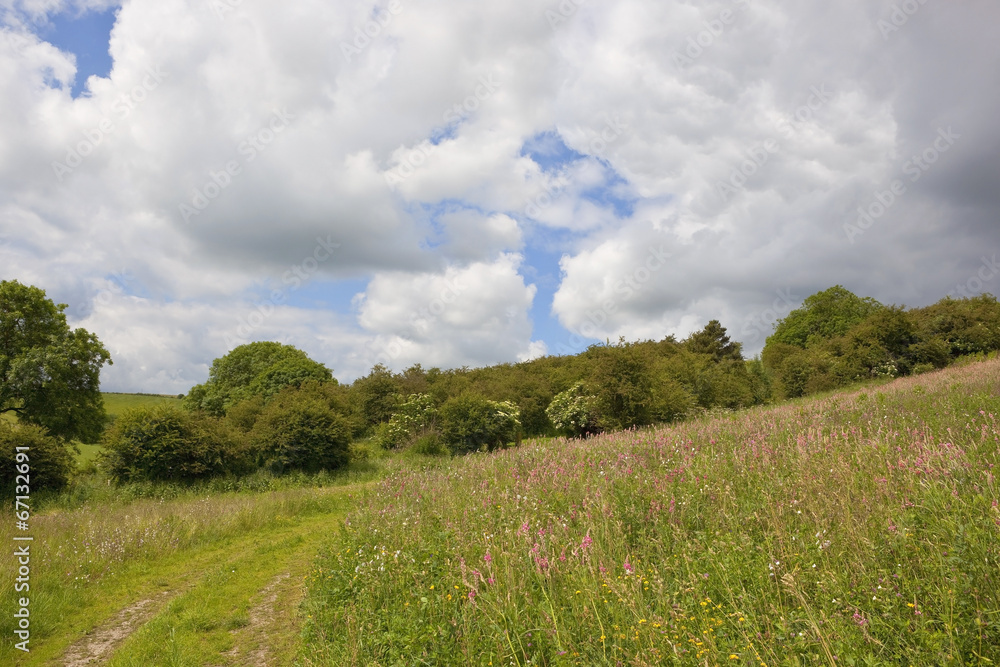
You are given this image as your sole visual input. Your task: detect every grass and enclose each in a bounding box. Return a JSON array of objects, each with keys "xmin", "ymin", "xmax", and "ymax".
[
  {"xmin": 103, "ymin": 392, "xmax": 183, "ymax": 418},
  {"xmin": 301, "ymin": 359, "xmax": 1000, "ymax": 666},
  {"xmin": 0, "ymin": 470, "xmax": 374, "ymax": 665}
]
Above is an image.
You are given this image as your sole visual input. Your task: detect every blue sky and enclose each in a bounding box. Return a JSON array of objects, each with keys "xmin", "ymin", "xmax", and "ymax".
[{"xmin": 38, "ymin": 6, "xmax": 117, "ymax": 98}]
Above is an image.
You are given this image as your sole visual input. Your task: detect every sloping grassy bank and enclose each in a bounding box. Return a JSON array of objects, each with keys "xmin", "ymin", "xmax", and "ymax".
[{"xmin": 302, "ymin": 360, "xmax": 1000, "ymax": 666}]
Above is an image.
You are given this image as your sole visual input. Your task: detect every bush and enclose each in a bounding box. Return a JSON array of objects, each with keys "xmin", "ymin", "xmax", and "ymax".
[
  {"xmin": 411, "ymin": 431, "xmax": 448, "ymax": 456},
  {"xmin": 101, "ymin": 406, "xmax": 237, "ymax": 482},
  {"xmin": 546, "ymin": 383, "xmax": 600, "ymax": 437},
  {"xmin": 0, "ymin": 421, "xmax": 76, "ymax": 491},
  {"xmin": 376, "ymin": 393, "xmax": 437, "ymax": 449},
  {"xmin": 251, "ymin": 393, "xmax": 350, "ymax": 473},
  {"xmin": 440, "ymin": 394, "xmax": 521, "ymax": 454}
]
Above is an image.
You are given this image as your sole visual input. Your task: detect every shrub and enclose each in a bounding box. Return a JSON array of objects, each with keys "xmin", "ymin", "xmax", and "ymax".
[
  {"xmin": 251, "ymin": 393, "xmax": 350, "ymax": 473},
  {"xmin": 376, "ymin": 393, "xmax": 437, "ymax": 449},
  {"xmin": 0, "ymin": 421, "xmax": 75, "ymax": 491},
  {"xmin": 101, "ymin": 406, "xmax": 236, "ymax": 482},
  {"xmin": 440, "ymin": 394, "xmax": 521, "ymax": 454},
  {"xmin": 546, "ymin": 383, "xmax": 600, "ymax": 437},
  {"xmin": 411, "ymin": 431, "xmax": 448, "ymax": 456}
]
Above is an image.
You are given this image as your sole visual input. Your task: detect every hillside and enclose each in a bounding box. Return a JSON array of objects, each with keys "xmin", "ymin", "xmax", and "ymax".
[{"xmin": 303, "ymin": 357, "xmax": 1000, "ymax": 665}]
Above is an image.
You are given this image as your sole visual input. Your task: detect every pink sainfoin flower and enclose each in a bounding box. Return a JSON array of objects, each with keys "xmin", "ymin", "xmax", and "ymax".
[
  {"xmin": 624, "ymin": 561, "xmax": 634, "ymax": 575},
  {"xmin": 580, "ymin": 533, "xmax": 593, "ymax": 550},
  {"xmin": 484, "ymin": 552, "xmax": 492, "ymax": 564}
]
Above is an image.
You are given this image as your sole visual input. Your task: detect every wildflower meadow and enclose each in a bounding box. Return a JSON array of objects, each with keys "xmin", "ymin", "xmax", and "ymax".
[{"xmin": 303, "ymin": 358, "xmax": 1000, "ymax": 665}]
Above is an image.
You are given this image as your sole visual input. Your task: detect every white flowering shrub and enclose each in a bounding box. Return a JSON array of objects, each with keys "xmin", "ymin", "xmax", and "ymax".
[
  {"xmin": 376, "ymin": 393, "xmax": 437, "ymax": 449},
  {"xmin": 545, "ymin": 383, "xmax": 600, "ymax": 437}
]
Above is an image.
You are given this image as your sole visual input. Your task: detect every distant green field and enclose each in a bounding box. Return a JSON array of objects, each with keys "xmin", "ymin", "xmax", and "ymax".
[{"xmin": 103, "ymin": 392, "xmax": 184, "ymax": 418}]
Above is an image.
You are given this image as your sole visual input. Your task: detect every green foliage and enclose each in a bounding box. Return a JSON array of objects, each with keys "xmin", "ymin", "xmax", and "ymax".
[
  {"xmin": 685, "ymin": 319, "xmax": 743, "ymax": 361},
  {"xmin": 440, "ymin": 393, "xmax": 521, "ymax": 454},
  {"xmin": 909, "ymin": 294, "xmax": 1000, "ymax": 357},
  {"xmin": 588, "ymin": 340, "xmax": 655, "ymax": 429},
  {"xmin": 0, "ymin": 279, "xmax": 112, "ymax": 442},
  {"xmin": 411, "ymin": 431, "xmax": 448, "ymax": 456},
  {"xmin": 352, "ymin": 363, "xmax": 401, "ymax": 429},
  {"xmin": 101, "ymin": 406, "xmax": 236, "ymax": 482},
  {"xmin": 0, "ymin": 421, "xmax": 76, "ymax": 491},
  {"xmin": 376, "ymin": 393, "xmax": 437, "ymax": 449},
  {"xmin": 250, "ymin": 388, "xmax": 351, "ymax": 473},
  {"xmin": 184, "ymin": 342, "xmax": 332, "ymax": 415},
  {"xmin": 545, "ymin": 382, "xmax": 600, "ymax": 437},
  {"xmin": 768, "ymin": 285, "xmax": 883, "ymax": 349}
]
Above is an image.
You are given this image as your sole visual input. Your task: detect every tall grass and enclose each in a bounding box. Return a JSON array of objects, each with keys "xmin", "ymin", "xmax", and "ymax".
[
  {"xmin": 0, "ymin": 470, "xmax": 372, "ymax": 659},
  {"xmin": 302, "ymin": 360, "xmax": 1000, "ymax": 665}
]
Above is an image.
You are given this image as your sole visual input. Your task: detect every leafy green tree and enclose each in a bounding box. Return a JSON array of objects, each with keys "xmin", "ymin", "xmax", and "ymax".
[
  {"xmin": 685, "ymin": 320, "xmax": 743, "ymax": 361},
  {"xmin": 352, "ymin": 364, "xmax": 401, "ymax": 429},
  {"xmin": 0, "ymin": 421, "xmax": 76, "ymax": 491},
  {"xmin": 908, "ymin": 295, "xmax": 1000, "ymax": 357},
  {"xmin": 184, "ymin": 342, "xmax": 332, "ymax": 415},
  {"xmin": 0, "ymin": 280, "xmax": 112, "ymax": 442},
  {"xmin": 587, "ymin": 340, "xmax": 654, "ymax": 429},
  {"xmin": 767, "ymin": 286, "xmax": 883, "ymax": 349},
  {"xmin": 440, "ymin": 393, "xmax": 521, "ymax": 454}
]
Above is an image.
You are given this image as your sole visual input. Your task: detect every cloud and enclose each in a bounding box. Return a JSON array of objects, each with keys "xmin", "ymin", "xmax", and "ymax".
[
  {"xmin": 356, "ymin": 253, "xmax": 542, "ymax": 370},
  {"xmin": 1, "ymin": 0, "xmax": 999, "ymax": 389}
]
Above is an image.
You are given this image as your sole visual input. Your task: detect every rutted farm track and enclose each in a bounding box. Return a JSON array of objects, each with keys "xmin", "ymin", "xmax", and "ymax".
[{"xmin": 3, "ymin": 486, "xmax": 358, "ymax": 667}]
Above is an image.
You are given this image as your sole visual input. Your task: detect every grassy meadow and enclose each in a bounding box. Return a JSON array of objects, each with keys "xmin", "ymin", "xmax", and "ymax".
[
  {"xmin": 103, "ymin": 392, "xmax": 183, "ymax": 418},
  {"xmin": 302, "ymin": 358, "xmax": 1000, "ymax": 666}
]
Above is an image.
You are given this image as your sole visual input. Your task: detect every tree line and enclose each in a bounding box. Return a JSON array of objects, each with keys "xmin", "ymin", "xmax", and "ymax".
[{"xmin": 2, "ymin": 278, "xmax": 999, "ymax": 489}]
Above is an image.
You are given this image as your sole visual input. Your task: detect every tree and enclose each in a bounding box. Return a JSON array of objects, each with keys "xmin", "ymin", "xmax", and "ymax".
[
  {"xmin": 440, "ymin": 393, "xmax": 521, "ymax": 454},
  {"xmin": 587, "ymin": 339, "xmax": 654, "ymax": 429},
  {"xmin": 767, "ymin": 286, "xmax": 883, "ymax": 349},
  {"xmin": 184, "ymin": 342, "xmax": 333, "ymax": 415},
  {"xmin": 685, "ymin": 320, "xmax": 743, "ymax": 362},
  {"xmin": 352, "ymin": 364, "xmax": 401, "ymax": 429},
  {"xmin": 0, "ymin": 280, "xmax": 112, "ymax": 442}
]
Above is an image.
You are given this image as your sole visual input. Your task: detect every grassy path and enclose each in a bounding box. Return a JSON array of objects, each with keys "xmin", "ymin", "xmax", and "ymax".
[{"xmin": 6, "ymin": 485, "xmax": 359, "ymax": 667}]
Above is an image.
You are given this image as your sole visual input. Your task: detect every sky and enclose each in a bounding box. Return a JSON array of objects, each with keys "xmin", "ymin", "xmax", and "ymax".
[{"xmin": 1, "ymin": 0, "xmax": 999, "ymax": 393}]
